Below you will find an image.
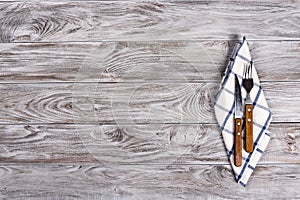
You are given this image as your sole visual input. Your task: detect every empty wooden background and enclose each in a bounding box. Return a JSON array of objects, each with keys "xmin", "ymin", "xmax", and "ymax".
[{"xmin": 0, "ymin": 0, "xmax": 300, "ymax": 199}]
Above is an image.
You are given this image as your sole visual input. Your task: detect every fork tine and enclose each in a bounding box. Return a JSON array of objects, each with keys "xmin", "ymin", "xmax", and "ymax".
[
  {"xmin": 247, "ymin": 64, "xmax": 250, "ymax": 79},
  {"xmin": 247, "ymin": 63, "xmax": 249, "ymax": 79},
  {"xmin": 244, "ymin": 62, "xmax": 252, "ymax": 79},
  {"xmin": 250, "ymin": 61, "xmax": 253, "ymax": 79},
  {"xmin": 243, "ymin": 63, "xmax": 247, "ymax": 79},
  {"xmin": 250, "ymin": 60, "xmax": 253, "ymax": 78}
]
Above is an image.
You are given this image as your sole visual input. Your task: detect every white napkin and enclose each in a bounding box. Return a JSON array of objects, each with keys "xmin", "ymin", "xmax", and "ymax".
[{"xmin": 214, "ymin": 38, "xmax": 272, "ymax": 186}]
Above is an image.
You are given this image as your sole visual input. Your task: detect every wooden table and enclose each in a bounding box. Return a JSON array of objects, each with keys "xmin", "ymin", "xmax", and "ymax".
[{"xmin": 0, "ymin": 1, "xmax": 299, "ymax": 199}]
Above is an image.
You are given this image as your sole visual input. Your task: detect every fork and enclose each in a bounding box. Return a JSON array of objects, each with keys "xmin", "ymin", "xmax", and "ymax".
[{"xmin": 243, "ymin": 61, "xmax": 254, "ymax": 153}]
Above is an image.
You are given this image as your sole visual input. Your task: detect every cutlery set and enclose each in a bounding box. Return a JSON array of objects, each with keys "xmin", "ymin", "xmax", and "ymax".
[
  {"xmin": 215, "ymin": 38, "xmax": 272, "ymax": 185},
  {"xmin": 234, "ymin": 62, "xmax": 254, "ymax": 167}
]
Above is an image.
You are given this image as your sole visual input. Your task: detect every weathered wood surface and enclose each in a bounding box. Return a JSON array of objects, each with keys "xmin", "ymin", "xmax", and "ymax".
[
  {"xmin": 1, "ymin": 0, "xmax": 300, "ymax": 198},
  {"xmin": 0, "ymin": 123, "xmax": 298, "ymax": 164},
  {"xmin": 0, "ymin": 163, "xmax": 299, "ymax": 199},
  {"xmin": 0, "ymin": 82, "xmax": 299, "ymax": 124},
  {"xmin": 0, "ymin": 41, "xmax": 299, "ymax": 83},
  {"xmin": 0, "ymin": 1, "xmax": 300, "ymax": 42}
]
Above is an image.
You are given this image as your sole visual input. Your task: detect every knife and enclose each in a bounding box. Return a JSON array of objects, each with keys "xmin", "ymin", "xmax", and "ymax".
[{"xmin": 234, "ymin": 75, "xmax": 243, "ymax": 167}]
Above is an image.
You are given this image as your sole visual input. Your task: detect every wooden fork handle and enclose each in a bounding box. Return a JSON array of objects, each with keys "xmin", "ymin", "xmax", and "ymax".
[
  {"xmin": 245, "ymin": 104, "xmax": 253, "ymax": 153},
  {"xmin": 234, "ymin": 118, "xmax": 243, "ymax": 167}
]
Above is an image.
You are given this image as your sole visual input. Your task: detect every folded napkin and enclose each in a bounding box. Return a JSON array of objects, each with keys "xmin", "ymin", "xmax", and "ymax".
[{"xmin": 214, "ymin": 37, "xmax": 272, "ymax": 186}]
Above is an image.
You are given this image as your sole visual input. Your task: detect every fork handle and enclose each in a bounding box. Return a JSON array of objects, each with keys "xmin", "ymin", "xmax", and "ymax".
[
  {"xmin": 234, "ymin": 118, "xmax": 243, "ymax": 167},
  {"xmin": 245, "ymin": 104, "xmax": 253, "ymax": 153}
]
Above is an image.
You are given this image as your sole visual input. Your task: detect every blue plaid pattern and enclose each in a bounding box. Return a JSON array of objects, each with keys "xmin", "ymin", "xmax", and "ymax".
[{"xmin": 214, "ymin": 38, "xmax": 272, "ymax": 186}]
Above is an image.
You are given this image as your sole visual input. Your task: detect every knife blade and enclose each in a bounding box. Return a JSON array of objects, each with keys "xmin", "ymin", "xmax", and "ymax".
[{"xmin": 234, "ymin": 74, "xmax": 243, "ymax": 167}]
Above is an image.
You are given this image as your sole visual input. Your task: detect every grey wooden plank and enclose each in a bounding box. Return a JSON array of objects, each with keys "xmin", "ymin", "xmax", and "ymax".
[
  {"xmin": 0, "ymin": 82, "xmax": 298, "ymax": 124},
  {"xmin": 0, "ymin": 163, "xmax": 299, "ymax": 199},
  {"xmin": 0, "ymin": 1, "xmax": 299, "ymax": 42},
  {"xmin": 0, "ymin": 41, "xmax": 299, "ymax": 83},
  {"xmin": 0, "ymin": 123, "xmax": 298, "ymax": 164}
]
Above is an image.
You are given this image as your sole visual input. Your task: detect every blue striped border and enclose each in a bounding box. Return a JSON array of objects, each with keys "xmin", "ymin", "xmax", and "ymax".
[{"xmin": 237, "ymin": 113, "xmax": 271, "ymax": 182}]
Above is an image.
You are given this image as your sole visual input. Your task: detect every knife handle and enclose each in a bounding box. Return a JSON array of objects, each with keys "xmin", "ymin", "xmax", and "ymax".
[
  {"xmin": 234, "ymin": 118, "xmax": 243, "ymax": 167},
  {"xmin": 245, "ymin": 104, "xmax": 253, "ymax": 153}
]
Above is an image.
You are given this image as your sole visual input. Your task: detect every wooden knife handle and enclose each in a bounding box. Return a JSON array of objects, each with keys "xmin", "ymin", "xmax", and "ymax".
[
  {"xmin": 234, "ymin": 118, "xmax": 243, "ymax": 167},
  {"xmin": 245, "ymin": 104, "xmax": 253, "ymax": 153}
]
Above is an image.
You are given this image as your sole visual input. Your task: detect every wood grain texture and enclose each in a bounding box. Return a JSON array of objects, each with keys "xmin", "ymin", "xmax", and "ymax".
[
  {"xmin": 245, "ymin": 104, "xmax": 254, "ymax": 153},
  {"xmin": 0, "ymin": 1, "xmax": 300, "ymax": 42},
  {"xmin": 0, "ymin": 123, "xmax": 298, "ymax": 164},
  {"xmin": 0, "ymin": 163, "xmax": 299, "ymax": 199},
  {"xmin": 0, "ymin": 82, "xmax": 298, "ymax": 124},
  {"xmin": 234, "ymin": 118, "xmax": 242, "ymax": 167},
  {"xmin": 0, "ymin": 41, "xmax": 300, "ymax": 83},
  {"xmin": 1, "ymin": 0, "xmax": 299, "ymax": 197}
]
